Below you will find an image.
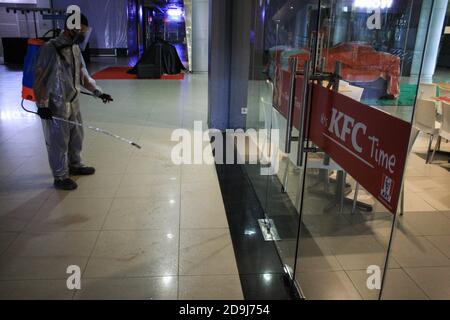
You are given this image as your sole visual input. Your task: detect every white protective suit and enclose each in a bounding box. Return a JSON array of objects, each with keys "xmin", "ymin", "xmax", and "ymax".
[{"xmin": 34, "ymin": 33, "xmax": 102, "ymax": 179}]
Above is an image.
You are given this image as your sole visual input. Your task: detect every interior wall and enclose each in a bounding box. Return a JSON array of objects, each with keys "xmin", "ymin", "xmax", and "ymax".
[
  {"xmin": 208, "ymin": 0, "xmax": 252, "ymax": 131},
  {"xmin": 0, "ymin": 0, "xmax": 52, "ymax": 63},
  {"xmin": 208, "ymin": 0, "xmax": 231, "ymax": 130},
  {"xmin": 52, "ymin": 0, "xmax": 128, "ymax": 49}
]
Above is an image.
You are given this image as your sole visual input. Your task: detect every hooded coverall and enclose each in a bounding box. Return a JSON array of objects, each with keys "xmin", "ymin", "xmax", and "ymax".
[{"xmin": 33, "ymin": 33, "xmax": 102, "ymax": 179}]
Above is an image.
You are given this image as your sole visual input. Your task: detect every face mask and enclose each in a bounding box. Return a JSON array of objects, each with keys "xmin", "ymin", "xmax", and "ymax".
[{"xmin": 72, "ymin": 31, "xmax": 86, "ymax": 45}]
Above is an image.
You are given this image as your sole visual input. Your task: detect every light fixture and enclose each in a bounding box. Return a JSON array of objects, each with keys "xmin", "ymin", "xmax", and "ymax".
[
  {"xmin": 167, "ymin": 7, "xmax": 183, "ymax": 18},
  {"xmin": 354, "ymin": 0, "xmax": 393, "ymax": 9},
  {"xmin": 244, "ymin": 229, "xmax": 256, "ymax": 236},
  {"xmin": 263, "ymin": 274, "xmax": 272, "ymax": 282}
]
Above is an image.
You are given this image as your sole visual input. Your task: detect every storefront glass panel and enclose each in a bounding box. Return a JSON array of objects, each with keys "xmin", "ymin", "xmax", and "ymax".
[{"xmin": 245, "ymin": 0, "xmax": 433, "ymax": 299}]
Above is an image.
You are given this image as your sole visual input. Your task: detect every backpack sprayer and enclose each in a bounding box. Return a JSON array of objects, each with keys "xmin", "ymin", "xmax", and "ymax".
[{"xmin": 21, "ymin": 38, "xmax": 142, "ymax": 150}]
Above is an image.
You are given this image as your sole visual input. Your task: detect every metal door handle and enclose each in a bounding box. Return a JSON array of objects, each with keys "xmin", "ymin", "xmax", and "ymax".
[
  {"xmin": 285, "ymin": 57, "xmax": 298, "ymax": 154},
  {"xmin": 297, "ymin": 60, "xmax": 311, "ymax": 167}
]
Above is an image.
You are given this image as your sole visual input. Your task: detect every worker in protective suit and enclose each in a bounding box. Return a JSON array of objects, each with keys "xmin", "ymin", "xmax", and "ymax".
[{"xmin": 34, "ymin": 14, "xmax": 113, "ymax": 191}]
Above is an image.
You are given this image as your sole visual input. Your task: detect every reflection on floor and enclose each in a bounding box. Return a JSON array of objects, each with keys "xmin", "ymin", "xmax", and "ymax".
[
  {"xmin": 0, "ymin": 63, "xmax": 243, "ymax": 300},
  {"xmin": 258, "ymin": 133, "xmax": 450, "ymax": 300},
  {"xmin": 216, "ymin": 162, "xmax": 298, "ymax": 300}
]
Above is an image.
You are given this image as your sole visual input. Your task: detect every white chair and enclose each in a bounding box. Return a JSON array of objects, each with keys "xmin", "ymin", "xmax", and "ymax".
[
  {"xmin": 440, "ymin": 101, "xmax": 450, "ymax": 140},
  {"xmin": 418, "ymin": 83, "xmax": 437, "ymax": 100},
  {"xmin": 340, "ymin": 82, "xmax": 365, "ymax": 102},
  {"xmin": 430, "ymin": 101, "xmax": 450, "ymax": 163},
  {"xmin": 413, "ymin": 99, "xmax": 440, "ymax": 164}
]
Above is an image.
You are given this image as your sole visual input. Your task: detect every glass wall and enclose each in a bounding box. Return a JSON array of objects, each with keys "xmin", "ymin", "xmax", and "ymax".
[{"xmin": 245, "ymin": 0, "xmax": 434, "ymax": 299}]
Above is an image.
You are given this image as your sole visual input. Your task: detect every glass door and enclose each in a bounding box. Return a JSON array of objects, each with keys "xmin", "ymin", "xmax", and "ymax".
[
  {"xmin": 245, "ymin": 0, "xmax": 320, "ymax": 279},
  {"xmin": 294, "ymin": 0, "xmax": 432, "ymax": 300},
  {"xmin": 245, "ymin": 0, "xmax": 433, "ymax": 300}
]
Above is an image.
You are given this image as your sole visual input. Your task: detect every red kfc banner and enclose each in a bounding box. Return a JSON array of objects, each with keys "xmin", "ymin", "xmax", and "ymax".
[{"xmin": 308, "ymin": 84, "xmax": 411, "ymax": 214}]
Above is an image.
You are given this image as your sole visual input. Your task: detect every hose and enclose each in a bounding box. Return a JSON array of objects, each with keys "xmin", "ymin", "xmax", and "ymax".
[{"xmin": 21, "ymin": 98, "xmax": 142, "ymax": 149}]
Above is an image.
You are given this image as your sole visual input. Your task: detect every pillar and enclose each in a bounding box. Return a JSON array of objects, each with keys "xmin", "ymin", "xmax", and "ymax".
[
  {"xmin": 192, "ymin": 0, "xmax": 209, "ymax": 73},
  {"xmin": 411, "ymin": 0, "xmax": 449, "ymax": 82}
]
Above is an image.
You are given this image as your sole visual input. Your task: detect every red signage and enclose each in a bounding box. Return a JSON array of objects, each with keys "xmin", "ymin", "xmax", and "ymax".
[{"xmin": 308, "ymin": 84, "xmax": 411, "ymax": 214}]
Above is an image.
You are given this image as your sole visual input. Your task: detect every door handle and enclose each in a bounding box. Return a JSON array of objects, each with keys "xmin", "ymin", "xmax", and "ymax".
[
  {"xmin": 297, "ymin": 60, "xmax": 311, "ymax": 167},
  {"xmin": 285, "ymin": 57, "xmax": 298, "ymax": 154}
]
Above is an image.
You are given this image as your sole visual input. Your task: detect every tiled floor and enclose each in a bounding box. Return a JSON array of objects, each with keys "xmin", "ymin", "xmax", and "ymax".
[{"xmin": 0, "ymin": 64, "xmax": 243, "ymax": 300}]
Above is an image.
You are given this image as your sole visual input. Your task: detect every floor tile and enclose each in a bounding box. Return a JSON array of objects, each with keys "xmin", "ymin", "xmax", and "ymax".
[
  {"xmin": 115, "ymin": 175, "xmax": 180, "ymax": 200},
  {"xmin": 398, "ymin": 212, "xmax": 450, "ymax": 236},
  {"xmin": 295, "ymin": 237, "xmax": 343, "ymax": 273},
  {"xmin": 419, "ymin": 190, "xmax": 450, "ymax": 211},
  {"xmin": 120, "ymin": 173, "xmax": 180, "ymax": 187},
  {"xmin": 404, "ymin": 267, "xmax": 450, "ymax": 300},
  {"xmin": 0, "ymin": 197, "xmax": 45, "ymax": 232},
  {"xmin": 82, "ymin": 154, "xmax": 131, "ymax": 175},
  {"xmin": 125, "ymin": 157, "xmax": 180, "ymax": 175},
  {"xmin": 0, "ymin": 232, "xmax": 19, "ymax": 256},
  {"xmin": 0, "ymin": 231, "xmax": 98, "ymax": 280},
  {"xmin": 0, "ymin": 175, "xmax": 55, "ymax": 205},
  {"xmin": 321, "ymin": 235, "xmax": 397, "ymax": 271},
  {"xmin": 295, "ymin": 271, "xmax": 362, "ymax": 300},
  {"xmin": 178, "ymin": 275, "xmax": 243, "ymax": 300},
  {"xmin": 64, "ymin": 175, "xmax": 122, "ymax": 199},
  {"xmin": 386, "ymin": 233, "xmax": 450, "ymax": 268},
  {"xmin": 27, "ymin": 197, "xmax": 113, "ymax": 232},
  {"xmin": 8, "ymin": 156, "xmax": 54, "ymax": 178},
  {"xmin": 346, "ymin": 268, "xmax": 428, "ymax": 300},
  {"xmin": 181, "ymin": 180, "xmax": 222, "ymax": 196},
  {"xmin": 0, "ymin": 279, "xmax": 74, "ymax": 300},
  {"xmin": 180, "ymin": 191, "xmax": 228, "ymax": 229},
  {"xmin": 0, "ymin": 156, "xmax": 26, "ymax": 176},
  {"xmin": 182, "ymin": 165, "xmax": 218, "ymax": 183},
  {"xmin": 402, "ymin": 192, "xmax": 438, "ymax": 212},
  {"xmin": 344, "ymin": 212, "xmax": 395, "ymax": 238},
  {"xmin": 103, "ymin": 198, "xmax": 179, "ymax": 231},
  {"xmin": 405, "ymin": 176, "xmax": 450, "ymax": 193},
  {"xmin": 84, "ymin": 230, "xmax": 178, "ymax": 278},
  {"xmin": 179, "ymin": 229, "xmax": 239, "ymax": 276},
  {"xmin": 426, "ymin": 235, "xmax": 450, "ymax": 258},
  {"xmin": 74, "ymin": 276, "xmax": 177, "ymax": 300}
]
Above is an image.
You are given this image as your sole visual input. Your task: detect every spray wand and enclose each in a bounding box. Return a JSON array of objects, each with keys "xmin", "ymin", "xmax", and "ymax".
[{"xmin": 21, "ymin": 92, "xmax": 142, "ymax": 149}]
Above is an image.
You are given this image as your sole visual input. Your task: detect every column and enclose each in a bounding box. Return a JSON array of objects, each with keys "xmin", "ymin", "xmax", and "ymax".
[
  {"xmin": 411, "ymin": 0, "xmax": 449, "ymax": 82},
  {"xmin": 192, "ymin": 0, "xmax": 209, "ymax": 73}
]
